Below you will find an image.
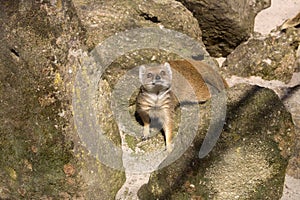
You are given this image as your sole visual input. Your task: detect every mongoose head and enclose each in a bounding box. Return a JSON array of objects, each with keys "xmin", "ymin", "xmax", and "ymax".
[{"xmin": 139, "ymin": 62, "xmax": 172, "ymax": 93}]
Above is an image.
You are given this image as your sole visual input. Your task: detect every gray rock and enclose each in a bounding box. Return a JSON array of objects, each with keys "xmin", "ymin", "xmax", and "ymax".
[
  {"xmin": 0, "ymin": 0, "xmax": 88, "ymax": 199},
  {"xmin": 73, "ymin": 0, "xmax": 205, "ymax": 51},
  {"xmin": 222, "ymin": 27, "xmax": 300, "ymax": 83},
  {"xmin": 177, "ymin": 0, "xmax": 271, "ymax": 57},
  {"xmin": 0, "ymin": 0, "xmax": 296, "ymax": 199},
  {"xmin": 0, "ymin": 1, "xmax": 125, "ymax": 199}
]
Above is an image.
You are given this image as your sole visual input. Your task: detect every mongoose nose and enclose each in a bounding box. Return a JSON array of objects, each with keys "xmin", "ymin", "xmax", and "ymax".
[{"xmin": 155, "ymin": 75, "xmax": 161, "ymax": 80}]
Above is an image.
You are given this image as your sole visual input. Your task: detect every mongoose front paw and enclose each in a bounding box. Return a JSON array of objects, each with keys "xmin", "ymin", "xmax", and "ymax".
[{"xmin": 165, "ymin": 143, "xmax": 173, "ymax": 152}]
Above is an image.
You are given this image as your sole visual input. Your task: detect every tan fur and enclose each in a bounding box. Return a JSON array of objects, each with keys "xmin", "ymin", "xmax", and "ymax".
[
  {"xmin": 137, "ymin": 62, "xmax": 174, "ymax": 151},
  {"xmin": 169, "ymin": 59, "xmax": 228, "ymax": 102},
  {"xmin": 136, "ymin": 60, "xmax": 228, "ymax": 152}
]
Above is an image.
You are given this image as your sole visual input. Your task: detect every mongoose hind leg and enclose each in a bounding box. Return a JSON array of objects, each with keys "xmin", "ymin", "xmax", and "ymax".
[{"xmin": 164, "ymin": 119, "xmax": 173, "ymax": 152}]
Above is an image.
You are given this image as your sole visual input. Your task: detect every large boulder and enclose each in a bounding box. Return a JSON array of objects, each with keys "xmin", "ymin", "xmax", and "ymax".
[
  {"xmin": 0, "ymin": 1, "xmax": 125, "ymax": 199},
  {"xmin": 0, "ymin": 0, "xmax": 208, "ymax": 199},
  {"xmin": 177, "ymin": 0, "xmax": 271, "ymax": 57},
  {"xmin": 0, "ymin": 0, "xmax": 87, "ymax": 199},
  {"xmin": 222, "ymin": 17, "xmax": 300, "ymax": 182},
  {"xmin": 73, "ymin": 0, "xmax": 204, "ymax": 51}
]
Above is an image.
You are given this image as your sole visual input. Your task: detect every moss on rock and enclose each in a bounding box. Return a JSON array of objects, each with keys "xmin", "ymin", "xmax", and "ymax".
[{"xmin": 223, "ymin": 28, "xmax": 300, "ymax": 83}]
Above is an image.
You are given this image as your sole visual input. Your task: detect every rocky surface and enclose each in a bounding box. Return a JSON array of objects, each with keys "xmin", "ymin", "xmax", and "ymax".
[
  {"xmin": 222, "ymin": 15, "xmax": 300, "ymax": 175},
  {"xmin": 0, "ymin": 1, "xmax": 126, "ymax": 199},
  {"xmin": 73, "ymin": 0, "xmax": 204, "ymax": 51},
  {"xmin": 222, "ymin": 27, "xmax": 299, "ymax": 84},
  {"xmin": 0, "ymin": 0, "xmax": 298, "ymax": 199},
  {"xmin": 177, "ymin": 0, "xmax": 271, "ymax": 57},
  {"xmin": 0, "ymin": 0, "xmax": 85, "ymax": 199},
  {"xmin": 225, "ymin": 9, "xmax": 300, "ymax": 199}
]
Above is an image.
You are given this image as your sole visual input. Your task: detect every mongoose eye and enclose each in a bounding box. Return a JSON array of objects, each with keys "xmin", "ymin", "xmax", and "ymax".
[
  {"xmin": 147, "ymin": 73, "xmax": 153, "ymax": 78},
  {"xmin": 160, "ymin": 70, "xmax": 166, "ymax": 76}
]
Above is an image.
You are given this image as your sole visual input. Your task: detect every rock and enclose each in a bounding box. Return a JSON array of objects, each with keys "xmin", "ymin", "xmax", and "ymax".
[
  {"xmin": 72, "ymin": 0, "xmax": 204, "ymax": 51},
  {"xmin": 0, "ymin": 0, "xmax": 79, "ymax": 198},
  {"xmin": 222, "ymin": 16, "xmax": 300, "ymax": 187},
  {"xmin": 0, "ymin": 1, "xmax": 124, "ymax": 199},
  {"xmin": 177, "ymin": 0, "xmax": 271, "ymax": 57},
  {"xmin": 0, "ymin": 0, "xmax": 212, "ymax": 199},
  {"xmin": 222, "ymin": 26, "xmax": 300, "ymax": 83},
  {"xmin": 281, "ymin": 12, "xmax": 300, "ymax": 30},
  {"xmin": 1, "ymin": 0, "xmax": 295, "ymax": 199},
  {"xmin": 138, "ymin": 84, "xmax": 295, "ymax": 199}
]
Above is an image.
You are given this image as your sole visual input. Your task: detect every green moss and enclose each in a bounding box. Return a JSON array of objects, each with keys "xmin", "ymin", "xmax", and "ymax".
[
  {"xmin": 97, "ymin": 163, "xmax": 126, "ymax": 198},
  {"xmin": 0, "ymin": 1, "xmax": 84, "ymax": 198},
  {"xmin": 125, "ymin": 134, "xmax": 139, "ymax": 151}
]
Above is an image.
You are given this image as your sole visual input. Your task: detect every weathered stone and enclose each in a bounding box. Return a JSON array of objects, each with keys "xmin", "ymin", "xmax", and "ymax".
[
  {"xmin": 281, "ymin": 12, "xmax": 300, "ymax": 31},
  {"xmin": 222, "ymin": 17, "xmax": 300, "ymax": 187},
  {"xmin": 0, "ymin": 0, "xmax": 85, "ymax": 199},
  {"xmin": 0, "ymin": 1, "xmax": 125, "ymax": 199},
  {"xmin": 138, "ymin": 84, "xmax": 295, "ymax": 199},
  {"xmin": 222, "ymin": 25, "xmax": 300, "ymax": 83},
  {"xmin": 0, "ymin": 0, "xmax": 210, "ymax": 199},
  {"xmin": 177, "ymin": 0, "xmax": 271, "ymax": 57},
  {"xmin": 73, "ymin": 0, "xmax": 204, "ymax": 51},
  {"xmin": 1, "ymin": 0, "xmax": 297, "ymax": 199}
]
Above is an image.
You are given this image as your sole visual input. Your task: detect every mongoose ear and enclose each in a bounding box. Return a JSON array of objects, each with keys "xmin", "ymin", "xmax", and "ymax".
[
  {"xmin": 164, "ymin": 62, "xmax": 172, "ymax": 79},
  {"xmin": 139, "ymin": 65, "xmax": 146, "ymax": 83}
]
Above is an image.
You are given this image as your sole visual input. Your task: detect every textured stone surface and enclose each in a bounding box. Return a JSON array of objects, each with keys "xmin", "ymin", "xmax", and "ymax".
[
  {"xmin": 177, "ymin": 0, "xmax": 271, "ymax": 57},
  {"xmin": 0, "ymin": 0, "xmax": 298, "ymax": 199},
  {"xmin": 222, "ymin": 28, "xmax": 300, "ymax": 83},
  {"xmin": 0, "ymin": 0, "xmax": 85, "ymax": 199},
  {"xmin": 223, "ymin": 13, "xmax": 300, "ymax": 199},
  {"xmin": 73, "ymin": 0, "xmax": 204, "ymax": 51},
  {"xmin": 0, "ymin": 1, "xmax": 125, "ymax": 199}
]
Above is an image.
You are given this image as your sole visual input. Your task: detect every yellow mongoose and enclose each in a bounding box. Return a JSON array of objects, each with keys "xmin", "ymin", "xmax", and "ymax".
[{"xmin": 136, "ymin": 60, "xmax": 227, "ymax": 152}]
